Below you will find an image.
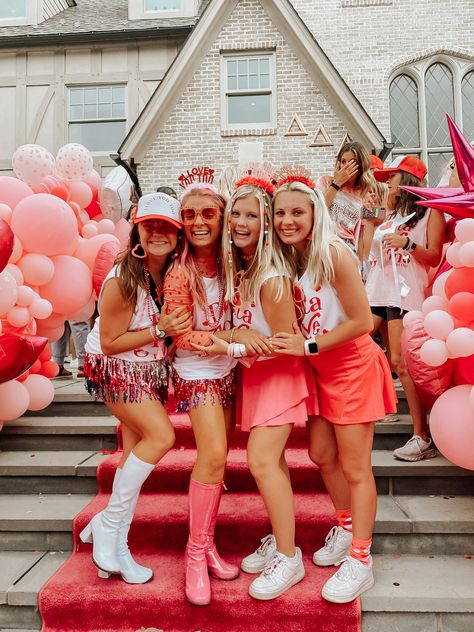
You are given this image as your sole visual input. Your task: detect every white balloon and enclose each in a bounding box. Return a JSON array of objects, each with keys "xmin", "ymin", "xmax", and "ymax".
[
  {"xmin": 56, "ymin": 143, "xmax": 93, "ymax": 181},
  {"xmin": 12, "ymin": 144, "xmax": 56, "ymax": 187}
]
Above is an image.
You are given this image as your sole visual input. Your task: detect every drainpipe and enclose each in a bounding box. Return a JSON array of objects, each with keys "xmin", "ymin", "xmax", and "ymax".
[{"xmin": 110, "ymin": 152, "xmax": 142, "ymax": 198}]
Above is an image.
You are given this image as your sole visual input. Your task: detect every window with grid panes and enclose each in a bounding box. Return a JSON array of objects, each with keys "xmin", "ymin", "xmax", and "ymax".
[
  {"xmin": 144, "ymin": 0, "xmax": 181, "ymax": 10},
  {"xmin": 222, "ymin": 53, "xmax": 276, "ymax": 130},
  {"xmin": 389, "ymin": 58, "xmax": 474, "ymax": 185},
  {"xmin": 68, "ymin": 86, "xmax": 126, "ymax": 153}
]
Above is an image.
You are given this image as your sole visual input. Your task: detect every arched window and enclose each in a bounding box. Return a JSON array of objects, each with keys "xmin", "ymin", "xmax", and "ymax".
[{"xmin": 390, "ymin": 57, "xmax": 474, "ymax": 184}]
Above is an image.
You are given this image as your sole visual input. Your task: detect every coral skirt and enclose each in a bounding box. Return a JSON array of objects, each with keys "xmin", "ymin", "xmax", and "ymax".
[
  {"xmin": 305, "ymin": 334, "xmax": 397, "ymax": 425},
  {"xmin": 237, "ymin": 356, "xmax": 315, "ymax": 432}
]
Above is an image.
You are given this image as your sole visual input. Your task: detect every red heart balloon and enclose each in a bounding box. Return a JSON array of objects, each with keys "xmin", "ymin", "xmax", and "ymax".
[
  {"xmin": 0, "ymin": 218, "xmax": 14, "ymax": 273},
  {"xmin": 0, "ymin": 333, "xmax": 48, "ymax": 384}
]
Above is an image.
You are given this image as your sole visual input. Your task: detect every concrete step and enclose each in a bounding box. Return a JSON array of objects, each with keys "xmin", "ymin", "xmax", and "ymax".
[
  {"xmin": 2, "ymin": 414, "xmax": 416, "ymax": 452},
  {"xmin": 0, "ymin": 551, "xmax": 68, "ymax": 631},
  {"xmin": 362, "ymin": 555, "xmax": 474, "ymax": 631},
  {"xmin": 0, "ymin": 448, "xmax": 471, "ymax": 496},
  {"xmin": 0, "ymin": 491, "xmax": 472, "ymax": 555}
]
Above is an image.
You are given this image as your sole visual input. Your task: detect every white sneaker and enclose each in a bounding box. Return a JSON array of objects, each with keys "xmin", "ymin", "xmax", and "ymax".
[
  {"xmin": 381, "ymin": 413, "xmax": 400, "ymax": 423},
  {"xmin": 313, "ymin": 526, "xmax": 352, "ymax": 567},
  {"xmin": 249, "ymin": 548, "xmax": 305, "ymax": 600},
  {"xmin": 322, "ymin": 555, "xmax": 374, "ymax": 603},
  {"xmin": 241, "ymin": 534, "xmax": 276, "ymax": 573},
  {"xmin": 393, "ymin": 435, "xmax": 438, "ymax": 462}
]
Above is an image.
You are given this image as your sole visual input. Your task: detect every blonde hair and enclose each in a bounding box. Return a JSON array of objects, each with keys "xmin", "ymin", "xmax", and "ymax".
[
  {"xmin": 370, "ymin": 180, "xmax": 389, "ymax": 208},
  {"xmin": 177, "ymin": 187, "xmax": 227, "ymax": 309},
  {"xmin": 218, "ymin": 165, "xmax": 238, "ymax": 201},
  {"xmin": 223, "ymin": 184, "xmax": 289, "ymax": 304},
  {"xmin": 272, "ymin": 180, "xmax": 351, "ymax": 288}
]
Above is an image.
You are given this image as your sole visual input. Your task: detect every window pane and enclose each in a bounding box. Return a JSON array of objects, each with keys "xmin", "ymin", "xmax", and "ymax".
[
  {"xmin": 70, "ymin": 89, "xmax": 84, "ymax": 106},
  {"xmin": 98, "ymin": 103, "xmax": 112, "ymax": 119},
  {"xmin": 425, "ymin": 63, "xmax": 454, "ymax": 147},
  {"xmin": 98, "ymin": 87, "xmax": 111, "ymax": 104},
  {"xmin": 227, "ymin": 60, "xmax": 237, "ymax": 77},
  {"xmin": 462, "ymin": 71, "xmax": 474, "ymax": 143},
  {"xmin": 84, "ymin": 104, "xmax": 98, "ymax": 119},
  {"xmin": 0, "ymin": 0, "xmax": 26, "ymax": 19},
  {"xmin": 259, "ymin": 58, "xmax": 269, "ymax": 75},
  {"xmin": 228, "ymin": 94, "xmax": 271, "ymax": 125},
  {"xmin": 112, "ymin": 86, "xmax": 125, "ymax": 103},
  {"xmin": 228, "ymin": 75, "xmax": 238, "ymax": 90},
  {"xmin": 389, "ymin": 74, "xmax": 419, "ymax": 148},
  {"xmin": 69, "ymin": 121, "xmax": 127, "ymax": 152},
  {"xmin": 112, "ymin": 102, "xmax": 125, "ymax": 118},
  {"xmin": 249, "ymin": 74, "xmax": 259, "ymax": 90},
  {"xmin": 259, "ymin": 74, "xmax": 270, "ymax": 89},
  {"xmin": 84, "ymin": 88, "xmax": 98, "ymax": 105},
  {"xmin": 249, "ymin": 59, "xmax": 259, "ymax": 75},
  {"xmin": 238, "ymin": 60, "xmax": 248, "ymax": 76},
  {"xmin": 144, "ymin": 0, "xmax": 181, "ymax": 11},
  {"xmin": 238, "ymin": 75, "xmax": 249, "ymax": 90},
  {"xmin": 428, "ymin": 152, "xmax": 452, "ymax": 186},
  {"xmin": 69, "ymin": 105, "xmax": 83, "ymax": 120}
]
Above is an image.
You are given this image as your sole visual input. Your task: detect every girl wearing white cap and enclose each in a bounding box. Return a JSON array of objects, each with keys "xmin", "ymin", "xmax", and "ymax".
[{"xmin": 80, "ymin": 193, "xmax": 191, "ymax": 584}]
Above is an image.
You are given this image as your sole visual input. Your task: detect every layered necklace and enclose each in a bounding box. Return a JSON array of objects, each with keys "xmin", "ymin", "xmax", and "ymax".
[{"xmin": 143, "ymin": 267, "xmax": 162, "ymax": 326}]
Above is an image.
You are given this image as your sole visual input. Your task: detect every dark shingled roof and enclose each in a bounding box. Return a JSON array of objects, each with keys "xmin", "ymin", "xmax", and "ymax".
[{"xmin": 0, "ymin": 0, "xmax": 210, "ymax": 38}]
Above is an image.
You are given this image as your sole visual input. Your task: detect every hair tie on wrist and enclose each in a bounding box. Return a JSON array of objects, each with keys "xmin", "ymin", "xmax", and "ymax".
[{"xmin": 330, "ymin": 181, "xmax": 340, "ymax": 191}]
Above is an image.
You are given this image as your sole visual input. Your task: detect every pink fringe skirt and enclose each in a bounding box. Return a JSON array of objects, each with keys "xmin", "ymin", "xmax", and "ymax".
[{"xmin": 171, "ymin": 368, "xmax": 236, "ymax": 413}]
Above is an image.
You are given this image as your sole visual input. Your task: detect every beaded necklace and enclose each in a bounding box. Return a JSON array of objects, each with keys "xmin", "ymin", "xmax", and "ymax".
[
  {"xmin": 143, "ymin": 267, "xmax": 162, "ymax": 326},
  {"xmin": 194, "ymin": 258, "xmax": 226, "ymax": 328}
]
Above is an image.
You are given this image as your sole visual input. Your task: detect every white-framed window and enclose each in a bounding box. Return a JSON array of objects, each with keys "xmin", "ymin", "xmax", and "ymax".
[
  {"xmin": 68, "ymin": 85, "xmax": 127, "ymax": 153},
  {"xmin": 221, "ymin": 53, "xmax": 276, "ymax": 131},
  {"xmin": 389, "ymin": 56, "xmax": 474, "ymax": 184},
  {"xmin": 129, "ymin": 0, "xmax": 198, "ymax": 19},
  {"xmin": 0, "ymin": 0, "xmax": 38, "ymax": 26}
]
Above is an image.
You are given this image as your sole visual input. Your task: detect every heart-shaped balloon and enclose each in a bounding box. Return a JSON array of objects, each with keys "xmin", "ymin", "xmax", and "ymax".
[
  {"xmin": 0, "ymin": 218, "xmax": 14, "ymax": 273},
  {"xmin": 0, "ymin": 333, "xmax": 48, "ymax": 384}
]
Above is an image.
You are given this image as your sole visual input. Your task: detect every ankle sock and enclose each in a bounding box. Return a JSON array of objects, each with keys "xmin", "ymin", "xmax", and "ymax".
[
  {"xmin": 350, "ymin": 536, "xmax": 372, "ymax": 565},
  {"xmin": 335, "ymin": 509, "xmax": 352, "ymax": 532}
]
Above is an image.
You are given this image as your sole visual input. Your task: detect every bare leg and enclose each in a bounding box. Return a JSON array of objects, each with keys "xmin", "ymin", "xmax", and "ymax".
[
  {"xmin": 247, "ymin": 424, "xmax": 295, "ymax": 557},
  {"xmin": 189, "ymin": 398, "xmax": 228, "ymax": 484},
  {"xmin": 307, "ymin": 415, "xmax": 351, "ymax": 510}
]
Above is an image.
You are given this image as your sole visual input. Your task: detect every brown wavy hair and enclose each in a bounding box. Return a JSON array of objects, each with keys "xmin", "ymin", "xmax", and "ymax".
[
  {"xmin": 390, "ymin": 171, "xmax": 427, "ymax": 228},
  {"xmin": 336, "ymin": 141, "xmax": 373, "ymax": 198}
]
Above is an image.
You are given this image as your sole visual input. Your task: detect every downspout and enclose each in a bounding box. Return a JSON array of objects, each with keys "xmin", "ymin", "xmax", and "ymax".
[{"xmin": 110, "ymin": 152, "xmax": 142, "ymax": 198}]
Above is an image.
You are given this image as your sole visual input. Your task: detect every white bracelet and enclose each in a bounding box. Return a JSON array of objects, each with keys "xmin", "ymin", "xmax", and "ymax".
[{"xmin": 233, "ymin": 343, "xmax": 246, "ymax": 358}]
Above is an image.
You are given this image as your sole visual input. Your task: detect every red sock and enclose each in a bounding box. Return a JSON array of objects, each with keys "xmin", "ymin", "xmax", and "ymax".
[
  {"xmin": 335, "ymin": 509, "xmax": 352, "ymax": 532},
  {"xmin": 350, "ymin": 536, "xmax": 372, "ymax": 565}
]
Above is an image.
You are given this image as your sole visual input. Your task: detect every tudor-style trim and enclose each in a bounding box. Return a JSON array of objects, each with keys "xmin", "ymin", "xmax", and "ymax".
[{"xmin": 119, "ymin": 0, "xmax": 385, "ymax": 162}]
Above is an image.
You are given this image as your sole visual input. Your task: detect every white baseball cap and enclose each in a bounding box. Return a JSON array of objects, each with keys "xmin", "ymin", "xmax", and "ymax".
[{"xmin": 133, "ymin": 192, "xmax": 182, "ymax": 229}]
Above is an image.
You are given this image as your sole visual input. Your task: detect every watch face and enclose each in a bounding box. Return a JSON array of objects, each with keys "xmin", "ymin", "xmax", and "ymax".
[
  {"xmin": 308, "ymin": 341, "xmax": 318, "ymax": 354},
  {"xmin": 157, "ymin": 329, "xmax": 166, "ymax": 339}
]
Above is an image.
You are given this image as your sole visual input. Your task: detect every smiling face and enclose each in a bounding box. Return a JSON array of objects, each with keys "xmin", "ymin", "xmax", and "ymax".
[
  {"xmin": 273, "ymin": 190, "xmax": 313, "ymax": 251},
  {"xmin": 230, "ymin": 196, "xmax": 261, "ymax": 255},
  {"xmin": 181, "ymin": 193, "xmax": 222, "ymax": 254},
  {"xmin": 137, "ymin": 219, "xmax": 179, "ymax": 259}
]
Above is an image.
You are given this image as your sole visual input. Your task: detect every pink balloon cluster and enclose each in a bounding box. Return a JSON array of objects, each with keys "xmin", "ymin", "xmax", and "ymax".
[{"xmin": 0, "ymin": 142, "xmax": 131, "ymax": 422}]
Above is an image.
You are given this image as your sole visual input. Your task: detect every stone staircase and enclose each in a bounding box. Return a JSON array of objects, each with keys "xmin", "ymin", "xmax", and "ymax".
[{"xmin": 0, "ymin": 379, "xmax": 473, "ymax": 631}]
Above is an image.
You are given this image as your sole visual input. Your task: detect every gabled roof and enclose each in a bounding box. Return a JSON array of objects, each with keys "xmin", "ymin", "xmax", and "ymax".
[
  {"xmin": 0, "ymin": 0, "xmax": 207, "ymax": 44},
  {"xmin": 119, "ymin": 0, "xmax": 386, "ymax": 162}
]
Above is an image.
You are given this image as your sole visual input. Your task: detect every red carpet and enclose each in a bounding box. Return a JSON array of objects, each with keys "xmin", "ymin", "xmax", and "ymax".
[{"xmin": 39, "ymin": 412, "xmax": 361, "ymax": 631}]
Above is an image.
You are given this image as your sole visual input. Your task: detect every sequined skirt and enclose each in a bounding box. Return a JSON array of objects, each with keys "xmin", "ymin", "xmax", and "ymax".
[
  {"xmin": 84, "ymin": 353, "xmax": 169, "ymax": 404},
  {"xmin": 171, "ymin": 368, "xmax": 236, "ymax": 413}
]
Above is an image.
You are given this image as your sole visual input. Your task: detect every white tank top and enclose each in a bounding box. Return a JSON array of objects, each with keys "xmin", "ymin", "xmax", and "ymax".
[
  {"xmin": 298, "ymin": 270, "xmax": 347, "ymax": 339},
  {"xmin": 365, "ymin": 210, "xmax": 430, "ymax": 311},
  {"xmin": 172, "ymin": 275, "xmax": 235, "ymax": 380},
  {"xmin": 85, "ymin": 265, "xmax": 164, "ymax": 362}
]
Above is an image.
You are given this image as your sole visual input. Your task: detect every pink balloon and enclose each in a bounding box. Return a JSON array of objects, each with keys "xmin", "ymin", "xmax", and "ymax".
[
  {"xmin": 8, "ymin": 236, "xmax": 23, "ymax": 264},
  {"xmin": 446, "ymin": 327, "xmax": 474, "ymax": 358},
  {"xmin": 432, "ymin": 270, "xmax": 452, "ymax": 300},
  {"xmin": 83, "ymin": 169, "xmax": 101, "ymax": 198},
  {"xmin": 97, "ymin": 218, "xmax": 115, "ymax": 235},
  {"xmin": 0, "ymin": 203, "xmax": 12, "ymax": 223},
  {"xmin": 419, "ymin": 339, "xmax": 448, "ymax": 367},
  {"xmin": 40, "ymin": 312, "xmax": 66, "ymax": 329},
  {"xmin": 12, "ymin": 144, "xmax": 56, "ymax": 187},
  {"xmin": 0, "ymin": 379, "xmax": 30, "ymax": 420},
  {"xmin": 430, "ymin": 385, "xmax": 474, "ymax": 470},
  {"xmin": 16, "ymin": 285, "xmax": 36, "ymax": 307},
  {"xmin": 458, "ymin": 241, "xmax": 474, "ymax": 267},
  {"xmin": 67, "ymin": 293, "xmax": 96, "ymax": 321},
  {"xmin": 56, "ymin": 144, "xmax": 93, "ymax": 181},
  {"xmin": 68, "ymin": 181, "xmax": 93, "ymax": 209},
  {"xmin": 0, "ymin": 271, "xmax": 18, "ymax": 315},
  {"xmin": 423, "ymin": 310, "xmax": 454, "ymax": 340},
  {"xmin": 455, "ymin": 218, "xmax": 474, "ymax": 244},
  {"xmin": 421, "ymin": 295, "xmax": 449, "ymax": 315},
  {"xmin": 30, "ymin": 298, "xmax": 53, "ymax": 320},
  {"xmin": 35, "ymin": 321, "xmax": 65, "ymax": 342},
  {"xmin": 23, "ymin": 374, "xmax": 55, "ymax": 411},
  {"xmin": 17, "ymin": 253, "xmax": 55, "ymax": 286},
  {"xmin": 73, "ymin": 234, "xmax": 120, "ymax": 270},
  {"xmin": 7, "ymin": 306, "xmax": 31, "ymax": 328},
  {"xmin": 4, "ymin": 263, "xmax": 23, "ymax": 285},
  {"xmin": 0, "ymin": 176, "xmax": 34, "ymax": 209},
  {"xmin": 11, "ymin": 194, "xmax": 78, "ymax": 257},
  {"xmin": 445, "ymin": 242, "xmax": 462, "ymax": 268},
  {"xmin": 40, "ymin": 255, "xmax": 92, "ymax": 314},
  {"xmin": 114, "ymin": 218, "xmax": 131, "ymax": 248},
  {"xmin": 81, "ymin": 222, "xmax": 98, "ymax": 238},
  {"xmin": 402, "ymin": 310, "xmax": 424, "ymax": 327}
]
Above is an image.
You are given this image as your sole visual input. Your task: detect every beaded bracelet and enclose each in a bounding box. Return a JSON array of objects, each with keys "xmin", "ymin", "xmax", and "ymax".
[{"xmin": 149, "ymin": 325, "xmax": 160, "ymax": 346}]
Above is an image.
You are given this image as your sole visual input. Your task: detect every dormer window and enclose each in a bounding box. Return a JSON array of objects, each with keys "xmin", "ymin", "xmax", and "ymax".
[{"xmin": 129, "ymin": 0, "xmax": 198, "ymax": 20}]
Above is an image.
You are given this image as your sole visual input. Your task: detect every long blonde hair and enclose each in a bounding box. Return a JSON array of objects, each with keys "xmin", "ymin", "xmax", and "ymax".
[
  {"xmin": 174, "ymin": 187, "xmax": 227, "ymax": 309},
  {"xmin": 272, "ymin": 181, "xmax": 351, "ymax": 288},
  {"xmin": 223, "ymin": 184, "xmax": 289, "ymax": 304}
]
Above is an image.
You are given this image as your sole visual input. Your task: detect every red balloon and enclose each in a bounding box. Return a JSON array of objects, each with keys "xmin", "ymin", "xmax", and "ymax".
[
  {"xmin": 0, "ymin": 218, "xmax": 14, "ymax": 273},
  {"xmin": 85, "ymin": 199, "xmax": 101, "ymax": 219},
  {"xmin": 39, "ymin": 346, "xmax": 52, "ymax": 362},
  {"xmin": 448, "ymin": 292, "xmax": 474, "ymax": 323},
  {"xmin": 445, "ymin": 267, "xmax": 474, "ymax": 299},
  {"xmin": 0, "ymin": 333, "xmax": 47, "ymax": 384},
  {"xmin": 456, "ymin": 355, "xmax": 474, "ymax": 384},
  {"xmin": 17, "ymin": 370, "xmax": 30, "ymax": 382},
  {"xmin": 92, "ymin": 240, "xmax": 121, "ymax": 296},
  {"xmin": 41, "ymin": 360, "xmax": 59, "ymax": 378},
  {"xmin": 29, "ymin": 359, "xmax": 42, "ymax": 374}
]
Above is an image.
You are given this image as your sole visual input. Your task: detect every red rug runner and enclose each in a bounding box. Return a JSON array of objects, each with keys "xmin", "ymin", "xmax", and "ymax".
[{"xmin": 39, "ymin": 415, "xmax": 361, "ymax": 632}]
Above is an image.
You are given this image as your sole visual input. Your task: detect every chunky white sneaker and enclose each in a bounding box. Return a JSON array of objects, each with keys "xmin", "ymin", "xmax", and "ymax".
[
  {"xmin": 249, "ymin": 548, "xmax": 305, "ymax": 600},
  {"xmin": 393, "ymin": 435, "xmax": 437, "ymax": 462},
  {"xmin": 322, "ymin": 555, "xmax": 374, "ymax": 603},
  {"xmin": 241, "ymin": 534, "xmax": 276, "ymax": 573},
  {"xmin": 313, "ymin": 526, "xmax": 352, "ymax": 567}
]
